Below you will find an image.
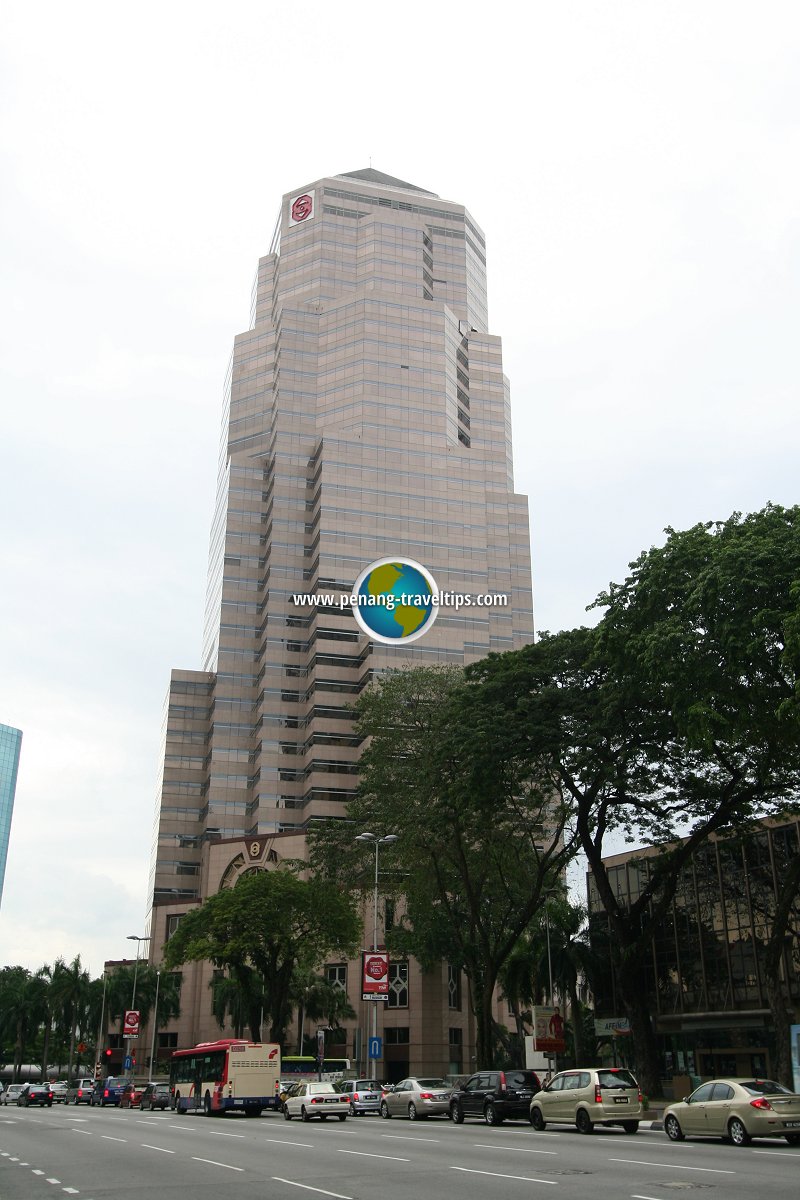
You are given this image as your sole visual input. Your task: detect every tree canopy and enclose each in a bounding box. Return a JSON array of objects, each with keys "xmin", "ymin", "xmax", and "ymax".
[
  {"xmin": 467, "ymin": 503, "xmax": 800, "ymax": 1092},
  {"xmin": 309, "ymin": 664, "xmax": 577, "ymax": 1068},
  {"xmin": 163, "ymin": 868, "xmax": 361, "ymax": 1046}
]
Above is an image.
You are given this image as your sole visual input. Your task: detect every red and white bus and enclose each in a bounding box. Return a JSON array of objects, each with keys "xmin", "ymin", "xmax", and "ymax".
[{"xmin": 169, "ymin": 1039, "xmax": 281, "ymax": 1116}]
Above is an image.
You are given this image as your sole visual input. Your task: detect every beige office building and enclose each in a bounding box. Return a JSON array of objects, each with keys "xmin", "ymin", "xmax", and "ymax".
[{"xmin": 143, "ymin": 169, "xmax": 534, "ymax": 1078}]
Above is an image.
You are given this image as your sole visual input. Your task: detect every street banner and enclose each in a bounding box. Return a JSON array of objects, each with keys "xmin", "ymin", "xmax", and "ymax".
[
  {"xmin": 594, "ymin": 1016, "xmax": 632, "ymax": 1036},
  {"xmin": 532, "ymin": 1005, "xmax": 566, "ymax": 1053},
  {"xmin": 361, "ymin": 951, "xmax": 390, "ymax": 1001},
  {"xmin": 123, "ymin": 1009, "xmax": 140, "ymax": 1039}
]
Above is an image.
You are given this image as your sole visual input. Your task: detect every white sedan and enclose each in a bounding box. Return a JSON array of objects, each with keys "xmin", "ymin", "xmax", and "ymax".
[{"xmin": 284, "ymin": 1081, "xmax": 349, "ymax": 1122}]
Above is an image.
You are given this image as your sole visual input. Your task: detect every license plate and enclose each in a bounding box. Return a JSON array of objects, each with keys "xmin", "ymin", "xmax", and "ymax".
[
  {"xmin": 613, "ymin": 1096, "xmax": 629, "ymax": 1104},
  {"xmin": 784, "ymin": 1120, "xmax": 800, "ymax": 1128},
  {"xmin": 325, "ymin": 1098, "xmax": 339, "ymax": 1104},
  {"xmin": 433, "ymin": 1093, "xmax": 448, "ymax": 1099}
]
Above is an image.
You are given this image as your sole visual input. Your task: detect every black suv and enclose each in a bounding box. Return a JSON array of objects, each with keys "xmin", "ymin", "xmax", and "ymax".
[{"xmin": 449, "ymin": 1069, "xmax": 542, "ymax": 1125}]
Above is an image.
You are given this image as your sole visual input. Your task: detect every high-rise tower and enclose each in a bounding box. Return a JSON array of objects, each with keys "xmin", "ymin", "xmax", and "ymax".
[
  {"xmin": 0, "ymin": 722, "xmax": 22, "ymax": 907},
  {"xmin": 145, "ymin": 170, "xmax": 534, "ymax": 1068}
]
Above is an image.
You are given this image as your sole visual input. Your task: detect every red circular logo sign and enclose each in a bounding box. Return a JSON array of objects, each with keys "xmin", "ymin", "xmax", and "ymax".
[
  {"xmin": 365, "ymin": 956, "xmax": 386, "ymax": 980},
  {"xmin": 291, "ymin": 193, "xmax": 313, "ymax": 222},
  {"xmin": 124, "ymin": 1011, "xmax": 139, "ymax": 1030}
]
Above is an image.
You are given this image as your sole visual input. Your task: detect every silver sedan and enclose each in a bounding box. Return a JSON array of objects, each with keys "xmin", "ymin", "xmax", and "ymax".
[{"xmin": 380, "ymin": 1077, "xmax": 451, "ymax": 1120}]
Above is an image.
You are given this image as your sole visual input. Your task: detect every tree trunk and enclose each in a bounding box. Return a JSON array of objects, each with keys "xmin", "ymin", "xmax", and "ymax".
[
  {"xmin": 616, "ymin": 959, "xmax": 660, "ymax": 1098},
  {"xmin": 567, "ymin": 977, "xmax": 585, "ymax": 1065},
  {"xmin": 474, "ymin": 973, "xmax": 497, "ymax": 1069}
]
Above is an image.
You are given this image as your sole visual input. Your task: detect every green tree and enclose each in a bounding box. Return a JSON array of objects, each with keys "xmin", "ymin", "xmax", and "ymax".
[
  {"xmin": 163, "ymin": 869, "xmax": 360, "ymax": 1046},
  {"xmin": 469, "ymin": 504, "xmax": 800, "ymax": 1094},
  {"xmin": 309, "ymin": 665, "xmax": 577, "ymax": 1069},
  {"xmin": 49, "ymin": 956, "xmax": 91, "ymax": 1079}
]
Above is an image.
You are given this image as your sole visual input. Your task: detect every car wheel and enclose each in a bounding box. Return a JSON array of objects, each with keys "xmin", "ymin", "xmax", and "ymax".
[
  {"xmin": 380, "ymin": 1101, "xmax": 391, "ymax": 1119},
  {"xmin": 484, "ymin": 1102, "xmax": 501, "ymax": 1126},
  {"xmin": 785, "ymin": 1133, "xmax": 800, "ymax": 1145},
  {"xmin": 338, "ymin": 1114, "xmax": 347, "ymax": 1122},
  {"xmin": 622, "ymin": 1121, "xmax": 639, "ymax": 1134},
  {"xmin": 728, "ymin": 1117, "xmax": 750, "ymax": 1146},
  {"xmin": 283, "ymin": 1107, "xmax": 292, "ymax": 1120},
  {"xmin": 664, "ymin": 1114, "xmax": 684, "ymax": 1141},
  {"xmin": 408, "ymin": 1103, "xmax": 418, "ymax": 1121},
  {"xmin": 450, "ymin": 1102, "xmax": 464, "ymax": 1124},
  {"xmin": 301, "ymin": 1106, "xmax": 311, "ymax": 1122},
  {"xmin": 576, "ymin": 1108, "xmax": 594, "ymax": 1134},
  {"xmin": 320, "ymin": 1114, "xmax": 328, "ymax": 1121},
  {"xmin": 529, "ymin": 1106, "xmax": 546, "ymax": 1131}
]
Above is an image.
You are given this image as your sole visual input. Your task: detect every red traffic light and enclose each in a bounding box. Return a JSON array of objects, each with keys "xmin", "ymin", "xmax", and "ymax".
[{"xmin": 104, "ymin": 1048, "xmax": 112, "ymax": 1058}]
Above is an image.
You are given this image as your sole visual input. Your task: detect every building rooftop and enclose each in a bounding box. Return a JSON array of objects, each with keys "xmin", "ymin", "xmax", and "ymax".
[{"xmin": 335, "ymin": 167, "xmax": 437, "ymax": 197}]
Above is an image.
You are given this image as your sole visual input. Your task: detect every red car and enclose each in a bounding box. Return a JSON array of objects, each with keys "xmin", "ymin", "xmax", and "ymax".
[{"xmin": 119, "ymin": 1081, "xmax": 145, "ymax": 1108}]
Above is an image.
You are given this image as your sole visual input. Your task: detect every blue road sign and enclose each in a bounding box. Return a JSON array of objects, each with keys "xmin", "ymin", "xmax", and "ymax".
[
  {"xmin": 368, "ymin": 1036, "xmax": 382, "ymax": 1060},
  {"xmin": 123, "ymin": 1055, "xmax": 133, "ymax": 1070}
]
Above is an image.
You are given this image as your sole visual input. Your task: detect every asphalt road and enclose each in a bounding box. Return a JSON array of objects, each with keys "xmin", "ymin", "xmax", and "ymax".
[{"xmin": 1, "ymin": 1103, "xmax": 798, "ymax": 1200}]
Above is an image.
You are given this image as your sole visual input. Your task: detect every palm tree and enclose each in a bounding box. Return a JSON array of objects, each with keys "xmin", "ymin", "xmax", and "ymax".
[
  {"xmin": 291, "ymin": 971, "xmax": 356, "ymax": 1053},
  {"xmin": 49, "ymin": 956, "xmax": 91, "ymax": 1078}
]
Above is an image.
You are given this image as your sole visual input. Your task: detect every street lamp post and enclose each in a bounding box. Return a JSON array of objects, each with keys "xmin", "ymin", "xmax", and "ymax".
[
  {"xmin": 148, "ymin": 971, "xmax": 161, "ymax": 1083},
  {"xmin": 355, "ymin": 832, "xmax": 398, "ymax": 1080},
  {"xmin": 543, "ymin": 901, "xmax": 557, "ymax": 1075},
  {"xmin": 126, "ymin": 935, "xmax": 150, "ymax": 1073}
]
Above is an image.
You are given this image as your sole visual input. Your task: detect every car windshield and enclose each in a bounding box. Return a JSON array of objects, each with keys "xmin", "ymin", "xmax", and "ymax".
[{"xmin": 742, "ymin": 1080, "xmax": 793, "ymax": 1096}]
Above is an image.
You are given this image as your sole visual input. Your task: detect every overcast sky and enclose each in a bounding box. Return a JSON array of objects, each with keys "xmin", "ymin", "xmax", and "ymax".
[{"xmin": 1, "ymin": 1, "xmax": 798, "ymax": 977}]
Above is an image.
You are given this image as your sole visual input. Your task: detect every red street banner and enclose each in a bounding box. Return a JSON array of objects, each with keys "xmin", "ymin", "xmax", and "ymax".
[
  {"xmin": 362, "ymin": 951, "xmax": 390, "ymax": 1001},
  {"xmin": 123, "ymin": 1009, "xmax": 140, "ymax": 1039}
]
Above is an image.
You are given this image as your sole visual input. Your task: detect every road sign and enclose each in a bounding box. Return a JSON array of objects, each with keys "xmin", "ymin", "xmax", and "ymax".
[
  {"xmin": 368, "ymin": 1036, "xmax": 382, "ymax": 1060},
  {"xmin": 123, "ymin": 1055, "xmax": 133, "ymax": 1071}
]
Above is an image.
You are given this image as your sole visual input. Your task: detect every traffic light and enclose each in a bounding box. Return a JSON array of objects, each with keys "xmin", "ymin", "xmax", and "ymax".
[{"xmin": 104, "ymin": 1048, "xmax": 113, "ymax": 1060}]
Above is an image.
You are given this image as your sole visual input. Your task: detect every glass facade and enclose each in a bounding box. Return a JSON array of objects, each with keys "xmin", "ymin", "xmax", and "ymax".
[
  {"xmin": 588, "ymin": 819, "xmax": 800, "ymax": 1080},
  {"xmin": 0, "ymin": 722, "xmax": 22, "ymax": 906}
]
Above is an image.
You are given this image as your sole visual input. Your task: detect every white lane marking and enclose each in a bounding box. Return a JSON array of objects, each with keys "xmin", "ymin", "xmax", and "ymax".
[
  {"xmin": 168, "ymin": 1124, "xmax": 198, "ymax": 1130},
  {"xmin": 208, "ymin": 1130, "xmax": 246, "ymax": 1138},
  {"xmin": 632, "ymin": 1194, "xmax": 669, "ymax": 1200},
  {"xmin": 141, "ymin": 1144, "xmax": 175, "ymax": 1154},
  {"xmin": 273, "ymin": 1179, "xmax": 352, "ymax": 1199},
  {"xmin": 609, "ymin": 1158, "xmax": 734, "ymax": 1175},
  {"xmin": 0, "ymin": 1151, "xmax": 9, "ymax": 1156},
  {"xmin": 19, "ymin": 1162, "xmax": 30, "ymax": 1166},
  {"xmin": 46, "ymin": 1178, "xmax": 61, "ymax": 1185},
  {"xmin": 71, "ymin": 1130, "xmax": 92, "ymax": 1136},
  {"xmin": 33, "ymin": 1168, "xmax": 45, "ymax": 1174},
  {"xmin": 100, "ymin": 1136, "xmax": 126, "ymax": 1143},
  {"xmin": 336, "ymin": 1149, "xmax": 410, "ymax": 1162},
  {"xmin": 9, "ymin": 1157, "xmax": 19, "ymax": 1161},
  {"xmin": 63, "ymin": 1190, "xmax": 80, "ymax": 1194},
  {"xmin": 66, "ymin": 1119, "xmax": 88, "ymax": 1123},
  {"xmin": 751, "ymin": 1148, "xmax": 800, "ymax": 1156},
  {"xmin": 473, "ymin": 1143, "xmax": 557, "ymax": 1155},
  {"xmin": 451, "ymin": 1166, "xmax": 557, "ymax": 1184},
  {"xmin": 381, "ymin": 1134, "xmax": 440, "ymax": 1143},
  {"xmin": 263, "ymin": 1138, "xmax": 314, "ymax": 1148},
  {"xmin": 191, "ymin": 1156, "xmax": 244, "ymax": 1171}
]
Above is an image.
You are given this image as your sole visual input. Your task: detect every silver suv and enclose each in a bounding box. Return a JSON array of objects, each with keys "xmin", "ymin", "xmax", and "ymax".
[
  {"xmin": 335, "ymin": 1079, "xmax": 383, "ymax": 1115},
  {"xmin": 530, "ymin": 1067, "xmax": 643, "ymax": 1134},
  {"xmin": 66, "ymin": 1078, "xmax": 97, "ymax": 1105}
]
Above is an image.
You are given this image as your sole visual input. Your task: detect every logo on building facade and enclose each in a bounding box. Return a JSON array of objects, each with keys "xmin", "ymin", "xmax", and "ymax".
[
  {"xmin": 289, "ymin": 191, "xmax": 314, "ymax": 225},
  {"xmin": 351, "ymin": 557, "xmax": 439, "ymax": 646}
]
